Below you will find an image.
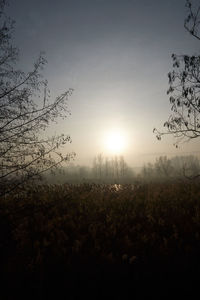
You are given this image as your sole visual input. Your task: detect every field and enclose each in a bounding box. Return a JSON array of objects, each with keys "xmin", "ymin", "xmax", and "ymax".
[{"xmin": 1, "ymin": 182, "xmax": 200, "ymax": 299}]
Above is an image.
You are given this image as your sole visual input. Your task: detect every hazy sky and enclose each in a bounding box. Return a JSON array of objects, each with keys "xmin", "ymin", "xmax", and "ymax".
[{"xmin": 7, "ymin": 0, "xmax": 200, "ymax": 166}]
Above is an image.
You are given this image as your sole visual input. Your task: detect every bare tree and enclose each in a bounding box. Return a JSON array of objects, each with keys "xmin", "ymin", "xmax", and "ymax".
[
  {"xmin": 184, "ymin": 0, "xmax": 200, "ymax": 40},
  {"xmin": 154, "ymin": 156, "xmax": 173, "ymax": 178},
  {"xmin": 154, "ymin": 0, "xmax": 200, "ymax": 147},
  {"xmin": 171, "ymin": 155, "xmax": 200, "ymax": 178},
  {"xmin": 0, "ymin": 1, "xmax": 74, "ymax": 196}
]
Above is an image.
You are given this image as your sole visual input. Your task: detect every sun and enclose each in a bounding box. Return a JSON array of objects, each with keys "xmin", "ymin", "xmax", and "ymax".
[{"xmin": 104, "ymin": 130, "xmax": 127, "ymax": 154}]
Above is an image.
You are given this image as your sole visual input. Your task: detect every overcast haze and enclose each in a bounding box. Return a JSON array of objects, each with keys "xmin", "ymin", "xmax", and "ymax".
[{"xmin": 7, "ymin": 0, "xmax": 200, "ymax": 167}]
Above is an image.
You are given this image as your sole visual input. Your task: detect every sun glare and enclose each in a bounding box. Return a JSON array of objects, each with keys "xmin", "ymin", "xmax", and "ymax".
[{"xmin": 104, "ymin": 130, "xmax": 127, "ymax": 154}]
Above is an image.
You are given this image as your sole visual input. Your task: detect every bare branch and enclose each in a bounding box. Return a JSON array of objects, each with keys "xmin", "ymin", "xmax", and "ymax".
[{"xmin": 0, "ymin": 0, "xmax": 75, "ymax": 197}]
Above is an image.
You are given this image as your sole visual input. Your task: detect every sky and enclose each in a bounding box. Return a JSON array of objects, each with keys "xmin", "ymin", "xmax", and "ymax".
[{"xmin": 6, "ymin": 0, "xmax": 200, "ymax": 167}]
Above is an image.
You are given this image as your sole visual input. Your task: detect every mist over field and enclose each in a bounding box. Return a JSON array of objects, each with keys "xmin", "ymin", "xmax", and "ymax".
[
  {"xmin": 45, "ymin": 154, "xmax": 200, "ymax": 184},
  {"xmin": 1, "ymin": 0, "xmax": 200, "ymax": 299}
]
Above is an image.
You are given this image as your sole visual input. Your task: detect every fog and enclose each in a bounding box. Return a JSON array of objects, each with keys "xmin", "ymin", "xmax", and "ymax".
[{"xmin": 44, "ymin": 154, "xmax": 200, "ymax": 184}]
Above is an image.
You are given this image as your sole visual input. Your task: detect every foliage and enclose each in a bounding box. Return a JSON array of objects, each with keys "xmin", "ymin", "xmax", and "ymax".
[
  {"xmin": 0, "ymin": 0, "xmax": 74, "ymax": 197},
  {"xmin": 154, "ymin": 1, "xmax": 200, "ymax": 146}
]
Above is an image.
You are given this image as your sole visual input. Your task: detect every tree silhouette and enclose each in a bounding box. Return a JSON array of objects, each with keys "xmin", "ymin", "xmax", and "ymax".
[
  {"xmin": 154, "ymin": 0, "xmax": 200, "ymax": 147},
  {"xmin": 0, "ymin": 0, "xmax": 74, "ymax": 196}
]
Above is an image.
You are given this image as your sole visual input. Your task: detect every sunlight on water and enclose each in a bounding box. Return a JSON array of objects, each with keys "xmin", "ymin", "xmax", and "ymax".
[{"xmin": 111, "ymin": 184, "xmax": 136, "ymax": 191}]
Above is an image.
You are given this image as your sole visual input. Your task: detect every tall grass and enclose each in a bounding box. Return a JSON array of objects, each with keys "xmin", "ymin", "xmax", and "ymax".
[{"xmin": 1, "ymin": 182, "xmax": 200, "ymax": 299}]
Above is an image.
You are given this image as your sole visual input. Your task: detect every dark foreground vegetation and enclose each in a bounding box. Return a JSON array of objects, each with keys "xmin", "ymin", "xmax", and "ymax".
[{"xmin": 1, "ymin": 182, "xmax": 200, "ymax": 299}]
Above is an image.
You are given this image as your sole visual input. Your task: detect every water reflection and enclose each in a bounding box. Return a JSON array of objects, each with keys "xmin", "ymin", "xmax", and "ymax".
[{"xmin": 111, "ymin": 184, "xmax": 135, "ymax": 191}]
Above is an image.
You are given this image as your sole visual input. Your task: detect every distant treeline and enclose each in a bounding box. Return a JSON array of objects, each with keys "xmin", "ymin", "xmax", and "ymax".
[
  {"xmin": 45, "ymin": 154, "xmax": 134, "ymax": 184},
  {"xmin": 44, "ymin": 154, "xmax": 200, "ymax": 184},
  {"xmin": 140, "ymin": 155, "xmax": 200, "ymax": 182}
]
